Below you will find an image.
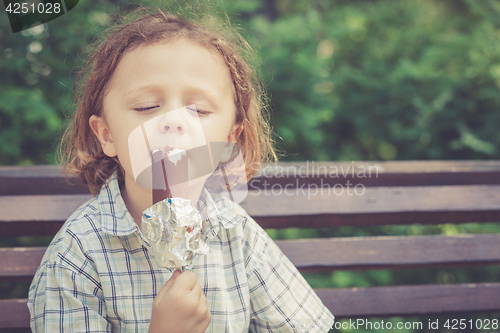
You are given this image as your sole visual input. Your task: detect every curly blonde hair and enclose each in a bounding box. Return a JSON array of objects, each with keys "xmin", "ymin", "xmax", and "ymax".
[{"xmin": 60, "ymin": 7, "xmax": 277, "ymax": 195}]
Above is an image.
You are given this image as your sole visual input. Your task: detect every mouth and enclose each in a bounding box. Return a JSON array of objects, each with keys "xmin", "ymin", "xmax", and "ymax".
[
  {"xmin": 165, "ymin": 147, "xmax": 187, "ymax": 166},
  {"xmin": 164, "ymin": 146, "xmax": 187, "ymax": 153},
  {"xmin": 151, "ymin": 146, "xmax": 187, "ymax": 166}
]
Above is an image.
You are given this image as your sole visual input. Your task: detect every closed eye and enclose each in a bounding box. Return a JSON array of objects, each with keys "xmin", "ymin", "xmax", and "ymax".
[
  {"xmin": 134, "ymin": 105, "xmax": 159, "ymax": 112},
  {"xmin": 186, "ymin": 106, "xmax": 211, "ymax": 115}
]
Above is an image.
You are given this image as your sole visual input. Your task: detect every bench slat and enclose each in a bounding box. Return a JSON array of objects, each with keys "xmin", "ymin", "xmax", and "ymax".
[
  {"xmin": 243, "ymin": 185, "xmax": 500, "ymax": 218},
  {"xmin": 1, "ymin": 161, "xmax": 500, "ymax": 196},
  {"xmin": 0, "ymin": 194, "xmax": 93, "ymax": 223},
  {"xmin": 4, "ymin": 282, "xmax": 500, "ymax": 328},
  {"xmin": 245, "ymin": 184, "xmax": 500, "ymax": 228},
  {"xmin": 253, "ymin": 160, "xmax": 500, "ymax": 188},
  {"xmin": 0, "ymin": 194, "xmax": 92, "ymax": 236},
  {"xmin": 0, "ymin": 247, "xmax": 46, "ymax": 281},
  {"xmin": 3, "ymin": 234, "xmax": 500, "ymax": 280},
  {"xmin": 1, "ymin": 185, "xmax": 499, "ymax": 236},
  {"xmin": 276, "ymin": 234, "xmax": 500, "ymax": 271},
  {"xmin": 320, "ymin": 282, "xmax": 500, "ymax": 318},
  {"xmin": 0, "ymin": 299, "xmax": 30, "ymax": 329}
]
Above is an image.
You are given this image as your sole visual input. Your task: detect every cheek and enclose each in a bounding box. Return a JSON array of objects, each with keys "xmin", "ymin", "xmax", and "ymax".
[
  {"xmin": 201, "ymin": 114, "xmax": 236, "ymax": 143},
  {"xmin": 107, "ymin": 120, "xmax": 137, "ymax": 171},
  {"xmin": 114, "ymin": 135, "xmax": 133, "ymax": 172}
]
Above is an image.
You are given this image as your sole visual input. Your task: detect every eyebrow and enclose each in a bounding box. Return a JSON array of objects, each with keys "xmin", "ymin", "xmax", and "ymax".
[
  {"xmin": 123, "ymin": 84, "xmax": 224, "ymax": 107},
  {"xmin": 185, "ymin": 86, "xmax": 223, "ymax": 107},
  {"xmin": 123, "ymin": 85, "xmax": 161, "ymax": 97}
]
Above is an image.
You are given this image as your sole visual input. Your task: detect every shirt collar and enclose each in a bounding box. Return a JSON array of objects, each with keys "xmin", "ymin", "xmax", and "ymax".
[
  {"xmin": 198, "ymin": 189, "xmax": 247, "ymax": 239},
  {"xmin": 99, "ymin": 173, "xmax": 139, "ymax": 236},
  {"xmin": 99, "ymin": 173, "xmax": 246, "ymax": 238}
]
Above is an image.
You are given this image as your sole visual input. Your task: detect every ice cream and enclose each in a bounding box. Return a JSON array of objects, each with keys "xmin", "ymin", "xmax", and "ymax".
[
  {"xmin": 142, "ymin": 146, "xmax": 208, "ymax": 271},
  {"xmin": 142, "ymin": 197, "xmax": 208, "ymax": 270},
  {"xmin": 151, "ymin": 147, "xmax": 188, "ymax": 203}
]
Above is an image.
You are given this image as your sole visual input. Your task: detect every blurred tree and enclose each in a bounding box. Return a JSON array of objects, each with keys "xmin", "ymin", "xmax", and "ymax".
[
  {"xmin": 241, "ymin": 0, "xmax": 500, "ymax": 162},
  {"xmin": 1, "ymin": 0, "xmax": 113, "ymax": 164},
  {"xmin": 2, "ymin": 0, "xmax": 500, "ymax": 164}
]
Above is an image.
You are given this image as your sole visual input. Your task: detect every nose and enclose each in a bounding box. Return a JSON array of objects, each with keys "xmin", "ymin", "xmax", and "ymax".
[{"xmin": 158, "ymin": 110, "xmax": 187, "ymax": 134}]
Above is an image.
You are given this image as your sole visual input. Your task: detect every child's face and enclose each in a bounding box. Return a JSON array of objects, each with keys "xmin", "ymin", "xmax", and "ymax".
[{"xmin": 90, "ymin": 39, "xmax": 241, "ymax": 187}]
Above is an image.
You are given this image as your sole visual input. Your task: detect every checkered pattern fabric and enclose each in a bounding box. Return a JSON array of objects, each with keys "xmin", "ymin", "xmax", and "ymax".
[{"xmin": 28, "ymin": 174, "xmax": 334, "ymax": 332}]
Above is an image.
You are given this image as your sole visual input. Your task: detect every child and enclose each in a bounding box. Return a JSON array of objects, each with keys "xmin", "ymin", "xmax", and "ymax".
[{"xmin": 27, "ymin": 7, "xmax": 335, "ymax": 333}]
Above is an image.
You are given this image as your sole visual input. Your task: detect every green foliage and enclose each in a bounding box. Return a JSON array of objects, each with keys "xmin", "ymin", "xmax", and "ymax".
[
  {"xmin": 0, "ymin": 88, "xmax": 60, "ymax": 164},
  {"xmin": 238, "ymin": 0, "xmax": 500, "ymax": 161},
  {"xmin": 2, "ymin": 0, "xmax": 500, "ymax": 164}
]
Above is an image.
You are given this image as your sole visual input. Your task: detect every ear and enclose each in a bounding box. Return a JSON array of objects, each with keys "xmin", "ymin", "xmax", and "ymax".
[
  {"xmin": 227, "ymin": 123, "xmax": 243, "ymax": 143},
  {"xmin": 89, "ymin": 115, "xmax": 117, "ymax": 157}
]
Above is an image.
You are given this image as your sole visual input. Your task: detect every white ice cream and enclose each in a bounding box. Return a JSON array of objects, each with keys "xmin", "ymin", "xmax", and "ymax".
[{"xmin": 168, "ymin": 148, "xmax": 187, "ymax": 165}]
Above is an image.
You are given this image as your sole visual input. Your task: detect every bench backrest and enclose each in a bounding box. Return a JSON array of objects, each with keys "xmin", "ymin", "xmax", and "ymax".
[{"xmin": 1, "ymin": 161, "xmax": 500, "ymax": 330}]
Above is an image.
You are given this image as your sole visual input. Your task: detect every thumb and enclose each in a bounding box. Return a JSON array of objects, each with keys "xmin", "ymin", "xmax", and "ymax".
[
  {"xmin": 157, "ymin": 270, "xmax": 181, "ymax": 300},
  {"xmin": 165, "ymin": 270, "xmax": 181, "ymax": 290}
]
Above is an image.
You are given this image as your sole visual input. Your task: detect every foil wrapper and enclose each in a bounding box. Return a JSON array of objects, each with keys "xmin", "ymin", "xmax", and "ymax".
[{"xmin": 142, "ymin": 198, "xmax": 209, "ymax": 271}]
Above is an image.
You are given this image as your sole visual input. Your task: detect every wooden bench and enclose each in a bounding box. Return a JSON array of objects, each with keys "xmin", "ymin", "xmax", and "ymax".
[{"xmin": 1, "ymin": 161, "xmax": 500, "ymax": 331}]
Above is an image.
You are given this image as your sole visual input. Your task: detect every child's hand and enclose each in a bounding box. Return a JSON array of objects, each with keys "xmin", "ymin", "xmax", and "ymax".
[{"xmin": 148, "ymin": 270, "xmax": 211, "ymax": 333}]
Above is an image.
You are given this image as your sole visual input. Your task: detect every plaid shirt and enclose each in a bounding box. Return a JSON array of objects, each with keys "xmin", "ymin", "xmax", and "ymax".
[{"xmin": 28, "ymin": 174, "xmax": 334, "ymax": 332}]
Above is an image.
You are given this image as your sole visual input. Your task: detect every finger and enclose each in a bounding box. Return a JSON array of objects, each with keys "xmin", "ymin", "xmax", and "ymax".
[
  {"xmin": 196, "ymin": 301, "xmax": 209, "ymax": 322},
  {"xmin": 173, "ymin": 270, "xmax": 198, "ymax": 293},
  {"xmin": 190, "ymin": 281, "xmax": 202, "ymax": 299},
  {"xmin": 156, "ymin": 269, "xmax": 181, "ymax": 301},
  {"xmin": 202, "ymin": 290, "xmax": 208, "ymax": 306},
  {"xmin": 202, "ymin": 311, "xmax": 211, "ymax": 328},
  {"xmin": 198, "ymin": 288, "xmax": 207, "ymax": 307}
]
